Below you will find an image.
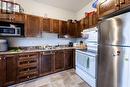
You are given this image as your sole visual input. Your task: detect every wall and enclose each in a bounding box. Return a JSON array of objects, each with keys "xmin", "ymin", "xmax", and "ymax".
[
  {"xmin": 76, "ymin": 0, "xmax": 96, "ymax": 20},
  {"xmin": 15, "ymin": 0, "xmax": 76, "ymax": 21}
]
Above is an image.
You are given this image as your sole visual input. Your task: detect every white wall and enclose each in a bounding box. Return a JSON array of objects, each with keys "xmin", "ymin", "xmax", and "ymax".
[
  {"xmin": 76, "ymin": 0, "xmax": 96, "ymax": 20},
  {"xmin": 15, "ymin": 0, "xmax": 76, "ymax": 21}
]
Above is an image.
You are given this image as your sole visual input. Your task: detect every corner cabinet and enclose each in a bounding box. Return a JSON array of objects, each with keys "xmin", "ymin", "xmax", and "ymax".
[
  {"xmin": 98, "ymin": 0, "xmax": 120, "ymax": 17},
  {"xmin": 25, "ymin": 15, "xmax": 43, "ymax": 37}
]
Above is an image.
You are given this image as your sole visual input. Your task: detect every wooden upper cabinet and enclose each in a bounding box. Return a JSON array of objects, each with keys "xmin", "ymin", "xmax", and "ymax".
[
  {"xmin": 51, "ymin": 19, "xmax": 60, "ymax": 33},
  {"xmin": 43, "ymin": 18, "xmax": 51, "ymax": 32},
  {"xmin": 120, "ymin": 0, "xmax": 130, "ymax": 8},
  {"xmin": 59, "ymin": 20, "xmax": 67, "ymax": 36},
  {"xmin": 14, "ymin": 13, "xmax": 25, "ymax": 23},
  {"xmin": 25, "ymin": 14, "xmax": 42, "ymax": 37},
  {"xmin": 98, "ymin": 0, "xmax": 120, "ymax": 17}
]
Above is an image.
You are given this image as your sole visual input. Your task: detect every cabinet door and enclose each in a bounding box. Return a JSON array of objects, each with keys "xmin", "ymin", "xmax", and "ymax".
[
  {"xmin": 84, "ymin": 17, "xmax": 89, "ymax": 29},
  {"xmin": 98, "ymin": 0, "xmax": 119, "ymax": 17},
  {"xmin": 64, "ymin": 50, "xmax": 74, "ymax": 69},
  {"xmin": 59, "ymin": 21, "xmax": 67, "ymax": 36},
  {"xmin": 80, "ymin": 19, "xmax": 85, "ymax": 31},
  {"xmin": 39, "ymin": 52, "xmax": 54, "ymax": 76},
  {"xmin": 43, "ymin": 18, "xmax": 51, "ymax": 32},
  {"xmin": 120, "ymin": 0, "xmax": 130, "ymax": 8},
  {"xmin": 0, "ymin": 56, "xmax": 6, "ymax": 87},
  {"xmin": 25, "ymin": 15, "xmax": 42, "ymax": 37},
  {"xmin": 4, "ymin": 55, "xmax": 17, "ymax": 86},
  {"xmin": 14, "ymin": 13, "xmax": 25, "ymax": 23},
  {"xmin": 52, "ymin": 19, "xmax": 60, "ymax": 33},
  {"xmin": 54, "ymin": 50, "xmax": 64, "ymax": 72}
]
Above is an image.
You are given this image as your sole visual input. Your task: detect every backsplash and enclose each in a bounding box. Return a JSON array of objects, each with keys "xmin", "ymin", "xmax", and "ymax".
[{"xmin": 6, "ymin": 33, "xmax": 76, "ymax": 47}]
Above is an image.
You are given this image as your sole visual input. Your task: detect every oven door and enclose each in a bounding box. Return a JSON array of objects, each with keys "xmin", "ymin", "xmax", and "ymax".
[{"xmin": 85, "ymin": 53, "xmax": 97, "ymax": 78}]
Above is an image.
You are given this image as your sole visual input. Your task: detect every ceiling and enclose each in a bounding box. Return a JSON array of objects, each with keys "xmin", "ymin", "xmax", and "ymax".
[{"xmin": 35, "ymin": 0, "xmax": 91, "ymax": 12}]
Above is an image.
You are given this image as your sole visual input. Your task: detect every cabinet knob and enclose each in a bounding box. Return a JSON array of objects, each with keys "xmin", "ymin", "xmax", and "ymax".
[{"xmin": 0, "ymin": 58, "xmax": 1, "ymax": 60}]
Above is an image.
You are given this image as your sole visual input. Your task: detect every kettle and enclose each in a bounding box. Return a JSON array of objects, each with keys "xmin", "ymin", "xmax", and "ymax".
[{"xmin": 68, "ymin": 42, "xmax": 73, "ymax": 47}]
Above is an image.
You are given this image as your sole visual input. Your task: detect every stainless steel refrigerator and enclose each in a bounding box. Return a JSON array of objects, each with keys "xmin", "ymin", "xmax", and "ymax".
[{"xmin": 97, "ymin": 12, "xmax": 130, "ymax": 87}]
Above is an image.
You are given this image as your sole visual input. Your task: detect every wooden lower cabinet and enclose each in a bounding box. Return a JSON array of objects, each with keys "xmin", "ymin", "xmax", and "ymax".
[
  {"xmin": 64, "ymin": 49, "xmax": 74, "ymax": 69},
  {"xmin": 0, "ymin": 49, "xmax": 75, "ymax": 87},
  {"xmin": 0, "ymin": 56, "xmax": 6, "ymax": 87},
  {"xmin": 39, "ymin": 51, "xmax": 54, "ymax": 76},
  {"xmin": 17, "ymin": 53, "xmax": 39, "ymax": 82},
  {"xmin": 54, "ymin": 50, "xmax": 65, "ymax": 72},
  {"xmin": 5, "ymin": 55, "xmax": 17, "ymax": 86}
]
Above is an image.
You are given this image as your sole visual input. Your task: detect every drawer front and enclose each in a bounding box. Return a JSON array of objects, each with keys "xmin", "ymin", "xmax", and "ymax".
[
  {"xmin": 17, "ymin": 53, "xmax": 39, "ymax": 82},
  {"xmin": 18, "ymin": 66, "xmax": 38, "ymax": 75},
  {"xmin": 18, "ymin": 58, "xmax": 38, "ymax": 67},
  {"xmin": 17, "ymin": 71, "xmax": 38, "ymax": 82}
]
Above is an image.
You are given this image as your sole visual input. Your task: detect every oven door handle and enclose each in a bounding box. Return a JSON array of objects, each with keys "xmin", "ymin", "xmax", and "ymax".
[{"xmin": 87, "ymin": 57, "xmax": 90, "ymax": 68}]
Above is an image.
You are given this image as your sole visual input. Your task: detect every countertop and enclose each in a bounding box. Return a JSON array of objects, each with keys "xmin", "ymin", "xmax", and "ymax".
[{"xmin": 0, "ymin": 47, "xmax": 76, "ymax": 55}]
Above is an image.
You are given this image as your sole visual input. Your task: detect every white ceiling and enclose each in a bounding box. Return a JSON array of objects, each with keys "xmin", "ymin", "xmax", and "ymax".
[{"xmin": 35, "ymin": 0, "xmax": 91, "ymax": 12}]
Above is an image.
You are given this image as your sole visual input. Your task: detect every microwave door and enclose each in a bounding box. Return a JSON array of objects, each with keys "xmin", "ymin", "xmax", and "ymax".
[{"xmin": 0, "ymin": 26, "xmax": 21, "ymax": 36}]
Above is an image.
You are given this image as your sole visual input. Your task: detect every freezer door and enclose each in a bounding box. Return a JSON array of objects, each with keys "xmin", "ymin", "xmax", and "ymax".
[
  {"xmin": 97, "ymin": 46, "xmax": 129, "ymax": 87},
  {"xmin": 98, "ymin": 12, "xmax": 130, "ymax": 46}
]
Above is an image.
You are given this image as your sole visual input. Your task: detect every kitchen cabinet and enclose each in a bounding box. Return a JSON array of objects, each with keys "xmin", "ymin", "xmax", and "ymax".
[
  {"xmin": 51, "ymin": 19, "xmax": 60, "ymax": 33},
  {"xmin": 0, "ymin": 13, "xmax": 25, "ymax": 23},
  {"xmin": 64, "ymin": 49, "xmax": 74, "ymax": 69},
  {"xmin": 25, "ymin": 14, "xmax": 42, "ymax": 37},
  {"xmin": 84, "ymin": 17, "xmax": 89, "ymax": 29},
  {"xmin": 54, "ymin": 50, "xmax": 64, "ymax": 72},
  {"xmin": 43, "ymin": 18, "xmax": 52, "ymax": 32},
  {"xmin": 14, "ymin": 13, "xmax": 25, "ymax": 23},
  {"xmin": 0, "ymin": 56, "xmax": 6, "ymax": 87},
  {"xmin": 39, "ymin": 51, "xmax": 54, "ymax": 76},
  {"xmin": 59, "ymin": 20, "xmax": 67, "ymax": 36},
  {"xmin": 120, "ymin": 0, "xmax": 130, "ymax": 8},
  {"xmin": 67, "ymin": 20, "xmax": 77, "ymax": 37},
  {"xmin": 79, "ymin": 18, "xmax": 85, "ymax": 31},
  {"xmin": 98, "ymin": 0, "xmax": 119, "ymax": 17},
  {"xmin": 88, "ymin": 11, "xmax": 98, "ymax": 28},
  {"xmin": 17, "ymin": 53, "xmax": 39, "ymax": 82},
  {"xmin": 4, "ymin": 55, "xmax": 17, "ymax": 86}
]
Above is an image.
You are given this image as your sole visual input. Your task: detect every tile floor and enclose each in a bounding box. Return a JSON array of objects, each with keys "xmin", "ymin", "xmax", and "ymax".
[{"xmin": 9, "ymin": 69, "xmax": 90, "ymax": 87}]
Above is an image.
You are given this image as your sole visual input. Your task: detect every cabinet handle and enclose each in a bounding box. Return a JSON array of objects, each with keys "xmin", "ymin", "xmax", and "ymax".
[
  {"xmin": 120, "ymin": 2, "xmax": 125, "ymax": 4},
  {"xmin": 0, "ymin": 58, "xmax": 1, "ymax": 60},
  {"xmin": 27, "ymin": 76, "xmax": 30, "ymax": 79},
  {"xmin": 115, "ymin": 4, "xmax": 119, "ymax": 7}
]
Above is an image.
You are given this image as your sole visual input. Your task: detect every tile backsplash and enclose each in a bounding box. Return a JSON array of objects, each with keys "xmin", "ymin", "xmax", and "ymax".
[{"xmin": 6, "ymin": 33, "xmax": 76, "ymax": 47}]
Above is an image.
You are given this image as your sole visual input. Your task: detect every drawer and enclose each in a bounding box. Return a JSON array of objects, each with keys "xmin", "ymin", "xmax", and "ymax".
[
  {"xmin": 18, "ymin": 66, "xmax": 38, "ymax": 75},
  {"xmin": 18, "ymin": 58, "xmax": 38, "ymax": 67},
  {"xmin": 18, "ymin": 53, "xmax": 38, "ymax": 60},
  {"xmin": 17, "ymin": 71, "xmax": 38, "ymax": 82}
]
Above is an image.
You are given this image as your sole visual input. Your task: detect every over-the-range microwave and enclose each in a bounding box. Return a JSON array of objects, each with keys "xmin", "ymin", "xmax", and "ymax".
[{"xmin": 0, "ymin": 26, "xmax": 22, "ymax": 36}]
